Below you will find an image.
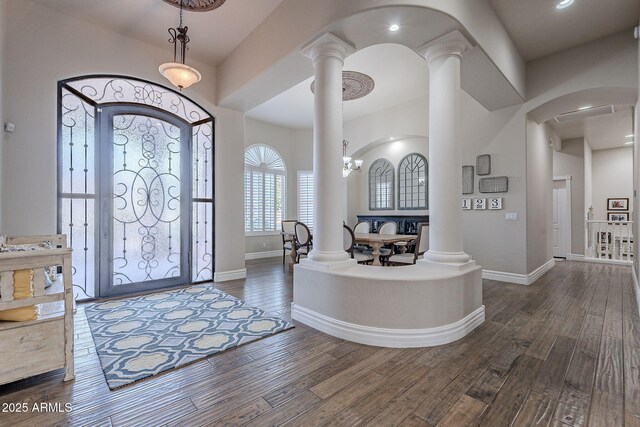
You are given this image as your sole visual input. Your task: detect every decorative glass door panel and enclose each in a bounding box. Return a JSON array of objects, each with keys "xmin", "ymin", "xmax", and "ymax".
[
  {"xmin": 59, "ymin": 76, "xmax": 214, "ymax": 300},
  {"xmin": 99, "ymin": 108, "xmax": 190, "ymax": 296}
]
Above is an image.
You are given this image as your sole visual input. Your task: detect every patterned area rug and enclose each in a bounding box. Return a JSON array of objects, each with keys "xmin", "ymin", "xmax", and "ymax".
[{"xmin": 84, "ymin": 284, "xmax": 294, "ymax": 389}]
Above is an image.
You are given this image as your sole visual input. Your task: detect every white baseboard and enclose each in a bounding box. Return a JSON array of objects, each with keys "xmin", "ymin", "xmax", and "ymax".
[
  {"xmin": 482, "ymin": 258, "xmax": 555, "ymax": 286},
  {"xmin": 567, "ymin": 254, "xmax": 585, "ymax": 261},
  {"xmin": 528, "ymin": 259, "xmax": 556, "ymax": 284},
  {"xmin": 582, "ymin": 257, "xmax": 633, "ymax": 266},
  {"xmin": 213, "ymin": 269, "xmax": 247, "ymax": 282},
  {"xmin": 245, "ymin": 250, "xmax": 281, "ymax": 260},
  {"xmin": 291, "ymin": 304, "xmax": 485, "ymax": 348},
  {"xmin": 482, "ymin": 269, "xmax": 528, "ymax": 285},
  {"xmin": 633, "ymin": 266, "xmax": 640, "ymax": 316}
]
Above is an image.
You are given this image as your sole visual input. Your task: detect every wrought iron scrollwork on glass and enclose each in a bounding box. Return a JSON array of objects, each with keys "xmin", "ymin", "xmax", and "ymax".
[{"xmin": 58, "ymin": 75, "xmax": 214, "ymax": 300}]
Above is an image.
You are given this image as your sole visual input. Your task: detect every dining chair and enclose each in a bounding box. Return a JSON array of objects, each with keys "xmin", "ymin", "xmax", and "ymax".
[
  {"xmin": 294, "ymin": 221, "xmax": 312, "ymax": 263},
  {"xmin": 375, "ymin": 220, "xmax": 398, "ymax": 260},
  {"xmin": 352, "ymin": 221, "xmax": 370, "ymax": 252},
  {"xmin": 281, "ymin": 219, "xmax": 297, "ymax": 265},
  {"xmin": 353, "ymin": 221, "xmax": 370, "ymax": 234},
  {"xmin": 343, "ymin": 225, "xmax": 373, "ymax": 264},
  {"xmin": 386, "ymin": 223, "xmax": 429, "ymax": 265}
]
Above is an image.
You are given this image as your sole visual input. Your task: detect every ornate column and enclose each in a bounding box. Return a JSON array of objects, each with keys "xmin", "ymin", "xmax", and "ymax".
[
  {"xmin": 419, "ymin": 31, "xmax": 473, "ymax": 266},
  {"xmin": 301, "ymin": 33, "xmax": 355, "ymax": 265}
]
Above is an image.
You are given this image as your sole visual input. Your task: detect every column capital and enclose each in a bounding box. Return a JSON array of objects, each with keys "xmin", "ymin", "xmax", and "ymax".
[
  {"xmin": 417, "ymin": 30, "xmax": 473, "ymax": 64},
  {"xmin": 301, "ymin": 32, "xmax": 356, "ymax": 63}
]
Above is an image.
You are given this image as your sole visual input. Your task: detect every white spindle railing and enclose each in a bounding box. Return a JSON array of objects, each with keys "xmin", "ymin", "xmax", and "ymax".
[{"xmin": 586, "ymin": 220, "xmax": 634, "ymax": 262}]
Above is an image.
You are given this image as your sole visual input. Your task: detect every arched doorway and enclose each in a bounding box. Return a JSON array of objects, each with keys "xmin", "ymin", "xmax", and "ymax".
[{"xmin": 58, "ymin": 75, "xmax": 214, "ymax": 299}]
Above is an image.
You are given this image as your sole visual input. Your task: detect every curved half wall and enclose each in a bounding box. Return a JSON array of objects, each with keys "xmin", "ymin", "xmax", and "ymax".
[{"xmin": 292, "ymin": 262, "xmax": 484, "ymax": 348}]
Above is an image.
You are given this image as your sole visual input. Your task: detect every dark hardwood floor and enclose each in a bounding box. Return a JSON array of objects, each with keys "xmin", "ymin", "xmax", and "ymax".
[{"xmin": 1, "ymin": 258, "xmax": 639, "ymax": 426}]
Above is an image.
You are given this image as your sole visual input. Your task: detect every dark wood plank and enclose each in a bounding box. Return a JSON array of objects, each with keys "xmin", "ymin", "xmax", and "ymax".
[
  {"xmin": 478, "ymin": 355, "xmax": 543, "ymax": 427},
  {"xmin": 587, "ymin": 335, "xmax": 624, "ymax": 426},
  {"xmin": 436, "ymin": 394, "xmax": 486, "ymax": 427},
  {"xmin": 511, "ymin": 390, "xmax": 554, "ymax": 426},
  {"xmin": 244, "ymin": 391, "xmax": 321, "ymax": 427}
]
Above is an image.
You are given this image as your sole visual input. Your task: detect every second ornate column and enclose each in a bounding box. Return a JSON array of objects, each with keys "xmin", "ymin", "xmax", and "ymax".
[{"xmin": 419, "ymin": 31, "xmax": 473, "ymax": 266}]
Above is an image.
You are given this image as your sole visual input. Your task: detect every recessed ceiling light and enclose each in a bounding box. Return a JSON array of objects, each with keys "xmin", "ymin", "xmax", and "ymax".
[
  {"xmin": 389, "ymin": 24, "xmax": 400, "ymax": 32},
  {"xmin": 556, "ymin": 0, "xmax": 574, "ymax": 9},
  {"xmin": 578, "ymin": 105, "xmax": 592, "ymax": 110}
]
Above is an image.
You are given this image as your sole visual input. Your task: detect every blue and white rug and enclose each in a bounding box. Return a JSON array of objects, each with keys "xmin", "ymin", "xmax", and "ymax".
[{"xmin": 84, "ymin": 284, "xmax": 294, "ymax": 389}]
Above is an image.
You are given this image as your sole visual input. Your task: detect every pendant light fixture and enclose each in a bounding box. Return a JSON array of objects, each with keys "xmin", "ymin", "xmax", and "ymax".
[
  {"xmin": 159, "ymin": 0, "xmax": 201, "ymax": 90},
  {"xmin": 343, "ymin": 140, "xmax": 364, "ymax": 178}
]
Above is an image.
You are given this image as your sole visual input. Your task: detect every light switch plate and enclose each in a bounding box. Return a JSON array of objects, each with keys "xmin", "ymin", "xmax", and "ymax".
[{"xmin": 505, "ymin": 212, "xmax": 518, "ymax": 221}]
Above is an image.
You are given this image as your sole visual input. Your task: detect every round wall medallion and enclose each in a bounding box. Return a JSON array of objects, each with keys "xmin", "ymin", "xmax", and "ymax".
[
  {"xmin": 310, "ymin": 71, "xmax": 375, "ymax": 101},
  {"xmin": 161, "ymin": 0, "xmax": 226, "ymax": 12}
]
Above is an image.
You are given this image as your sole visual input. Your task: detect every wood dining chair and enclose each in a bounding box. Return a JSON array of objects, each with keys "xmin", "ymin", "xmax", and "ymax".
[
  {"xmin": 281, "ymin": 219, "xmax": 297, "ymax": 265},
  {"xmin": 386, "ymin": 223, "xmax": 429, "ymax": 266},
  {"xmin": 353, "ymin": 221, "xmax": 371, "ymax": 252},
  {"xmin": 373, "ymin": 220, "xmax": 398, "ymax": 261},
  {"xmin": 294, "ymin": 221, "xmax": 312, "ymax": 263},
  {"xmin": 343, "ymin": 225, "xmax": 373, "ymax": 264}
]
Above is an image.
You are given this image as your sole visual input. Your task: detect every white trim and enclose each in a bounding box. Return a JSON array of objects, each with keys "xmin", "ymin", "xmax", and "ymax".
[
  {"xmin": 633, "ymin": 267, "xmax": 640, "ymax": 316},
  {"xmin": 567, "ymin": 253, "xmax": 585, "ymax": 261},
  {"xmin": 583, "ymin": 257, "xmax": 633, "ymax": 266},
  {"xmin": 213, "ymin": 269, "xmax": 247, "ymax": 282},
  {"xmin": 245, "ymin": 250, "xmax": 281, "ymax": 260},
  {"xmin": 482, "ymin": 269, "xmax": 528, "ymax": 285},
  {"xmin": 482, "ymin": 259, "xmax": 555, "ymax": 285},
  {"xmin": 291, "ymin": 304, "xmax": 485, "ymax": 348},
  {"xmin": 245, "ymin": 231, "xmax": 281, "ymax": 237},
  {"xmin": 553, "ymin": 176, "xmax": 572, "ymax": 259},
  {"xmin": 528, "ymin": 259, "xmax": 556, "ymax": 284}
]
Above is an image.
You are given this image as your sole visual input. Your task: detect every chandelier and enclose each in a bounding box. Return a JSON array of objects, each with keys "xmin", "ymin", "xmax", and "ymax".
[
  {"xmin": 343, "ymin": 140, "xmax": 363, "ymax": 178},
  {"xmin": 159, "ymin": 0, "xmax": 201, "ymax": 90}
]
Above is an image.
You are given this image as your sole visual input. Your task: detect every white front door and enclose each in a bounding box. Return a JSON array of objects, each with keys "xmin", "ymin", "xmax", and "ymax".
[{"xmin": 553, "ymin": 180, "xmax": 568, "ymax": 258}]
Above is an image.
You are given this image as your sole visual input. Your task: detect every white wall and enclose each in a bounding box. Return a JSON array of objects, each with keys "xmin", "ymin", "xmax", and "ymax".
[
  {"xmin": 585, "ymin": 139, "xmax": 593, "ymax": 216},
  {"xmin": 592, "ymin": 147, "xmax": 634, "ymax": 220},
  {"xmin": 243, "ymin": 118, "xmax": 312, "ymax": 255},
  {"xmin": 526, "ymin": 118, "xmax": 557, "ymax": 271},
  {"xmin": 553, "ymin": 138, "xmax": 586, "ymax": 255},
  {"xmin": 2, "ymin": 0, "xmax": 246, "ymax": 276}
]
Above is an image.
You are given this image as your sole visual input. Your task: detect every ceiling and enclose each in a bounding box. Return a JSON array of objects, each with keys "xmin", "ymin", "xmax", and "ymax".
[
  {"xmin": 549, "ymin": 107, "xmax": 634, "ymax": 151},
  {"xmin": 489, "ymin": 0, "xmax": 640, "ymax": 61},
  {"xmin": 32, "ymin": 0, "xmax": 284, "ymax": 65},
  {"xmin": 246, "ymin": 43, "xmax": 428, "ymax": 129}
]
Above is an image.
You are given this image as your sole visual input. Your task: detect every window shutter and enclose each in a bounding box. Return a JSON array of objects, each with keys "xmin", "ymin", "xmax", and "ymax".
[{"xmin": 298, "ymin": 171, "xmax": 314, "ymax": 230}]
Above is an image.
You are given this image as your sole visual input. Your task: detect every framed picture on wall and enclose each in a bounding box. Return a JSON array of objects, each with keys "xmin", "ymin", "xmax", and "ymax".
[
  {"xmin": 607, "ymin": 198, "xmax": 629, "ymax": 211},
  {"xmin": 607, "ymin": 212, "xmax": 629, "ymax": 222}
]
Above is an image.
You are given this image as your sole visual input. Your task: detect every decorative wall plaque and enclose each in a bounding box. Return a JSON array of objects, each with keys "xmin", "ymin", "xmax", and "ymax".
[
  {"xmin": 488, "ymin": 197, "xmax": 503, "ymax": 210},
  {"xmin": 479, "ymin": 176, "xmax": 508, "ymax": 193},
  {"xmin": 476, "ymin": 154, "xmax": 491, "ymax": 176},
  {"xmin": 462, "ymin": 165, "xmax": 474, "ymax": 194}
]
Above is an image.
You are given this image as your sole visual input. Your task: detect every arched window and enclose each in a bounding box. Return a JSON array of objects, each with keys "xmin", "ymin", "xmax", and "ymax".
[
  {"xmin": 244, "ymin": 145, "xmax": 286, "ymax": 233},
  {"xmin": 58, "ymin": 75, "xmax": 214, "ymax": 300},
  {"xmin": 369, "ymin": 158, "xmax": 394, "ymax": 210},
  {"xmin": 398, "ymin": 153, "xmax": 428, "ymax": 209}
]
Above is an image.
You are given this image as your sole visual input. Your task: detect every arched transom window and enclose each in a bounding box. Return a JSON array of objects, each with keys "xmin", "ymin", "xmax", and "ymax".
[
  {"xmin": 398, "ymin": 153, "xmax": 428, "ymax": 209},
  {"xmin": 369, "ymin": 158, "xmax": 394, "ymax": 210},
  {"xmin": 244, "ymin": 145, "xmax": 286, "ymax": 233}
]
